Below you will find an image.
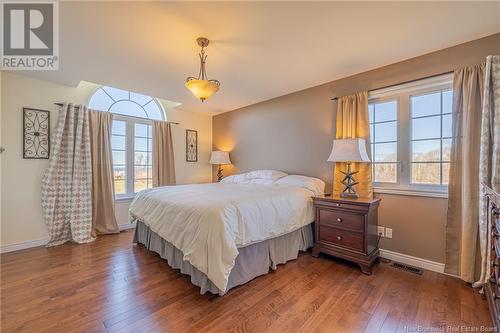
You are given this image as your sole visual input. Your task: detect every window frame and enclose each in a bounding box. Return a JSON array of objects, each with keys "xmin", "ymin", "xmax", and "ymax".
[
  {"xmin": 368, "ymin": 74, "xmax": 453, "ymax": 198},
  {"xmin": 113, "ymin": 115, "xmax": 154, "ymax": 200},
  {"xmin": 88, "ymin": 86, "xmax": 165, "ymax": 200}
]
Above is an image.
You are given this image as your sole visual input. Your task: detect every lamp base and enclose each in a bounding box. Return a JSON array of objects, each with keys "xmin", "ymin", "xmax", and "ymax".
[
  {"xmin": 339, "ymin": 162, "xmax": 360, "ymax": 199},
  {"xmin": 217, "ymin": 165, "xmax": 224, "ymax": 182},
  {"xmin": 340, "ymin": 192, "xmax": 359, "ymax": 199}
]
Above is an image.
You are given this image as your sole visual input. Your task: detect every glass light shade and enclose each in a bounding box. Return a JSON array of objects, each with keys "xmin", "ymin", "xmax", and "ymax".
[{"xmin": 185, "ymin": 79, "xmax": 220, "ymax": 102}]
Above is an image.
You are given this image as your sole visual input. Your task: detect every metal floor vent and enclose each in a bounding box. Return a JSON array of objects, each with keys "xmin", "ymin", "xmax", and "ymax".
[{"xmin": 390, "ymin": 262, "xmax": 423, "ymax": 275}]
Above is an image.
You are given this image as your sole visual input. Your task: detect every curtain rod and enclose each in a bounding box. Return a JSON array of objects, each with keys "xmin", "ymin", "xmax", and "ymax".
[
  {"xmin": 330, "ymin": 70, "xmax": 454, "ymax": 101},
  {"xmin": 53, "ymin": 103, "xmax": 180, "ymax": 125}
]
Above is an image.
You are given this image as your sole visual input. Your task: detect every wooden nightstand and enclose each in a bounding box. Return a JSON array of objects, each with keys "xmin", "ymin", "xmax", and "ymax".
[{"xmin": 312, "ymin": 195, "xmax": 381, "ymax": 274}]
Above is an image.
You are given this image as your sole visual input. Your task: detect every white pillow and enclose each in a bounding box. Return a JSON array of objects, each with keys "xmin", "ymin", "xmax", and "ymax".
[
  {"xmin": 221, "ymin": 174, "xmax": 276, "ymax": 186},
  {"xmin": 245, "ymin": 178, "xmax": 276, "ymax": 186},
  {"xmin": 245, "ymin": 169, "xmax": 288, "ymax": 181},
  {"xmin": 220, "ymin": 173, "xmax": 249, "ymax": 184},
  {"xmin": 275, "ymin": 175, "xmax": 325, "ymax": 196}
]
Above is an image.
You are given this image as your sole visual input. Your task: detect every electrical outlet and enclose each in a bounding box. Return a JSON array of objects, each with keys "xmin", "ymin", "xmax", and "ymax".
[
  {"xmin": 377, "ymin": 226, "xmax": 385, "ymax": 237},
  {"xmin": 385, "ymin": 227, "xmax": 393, "ymax": 239}
]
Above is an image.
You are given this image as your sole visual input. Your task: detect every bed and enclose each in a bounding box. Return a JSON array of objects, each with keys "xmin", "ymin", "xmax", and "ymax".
[{"xmin": 130, "ymin": 171, "xmax": 325, "ymax": 295}]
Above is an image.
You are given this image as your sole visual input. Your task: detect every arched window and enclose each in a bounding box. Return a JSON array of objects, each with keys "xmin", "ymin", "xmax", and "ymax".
[
  {"xmin": 89, "ymin": 86, "xmax": 165, "ymax": 120},
  {"xmin": 89, "ymin": 86, "xmax": 165, "ymax": 198}
]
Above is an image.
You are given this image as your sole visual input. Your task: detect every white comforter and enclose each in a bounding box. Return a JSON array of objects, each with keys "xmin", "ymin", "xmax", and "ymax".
[{"xmin": 129, "ymin": 182, "xmax": 315, "ymax": 292}]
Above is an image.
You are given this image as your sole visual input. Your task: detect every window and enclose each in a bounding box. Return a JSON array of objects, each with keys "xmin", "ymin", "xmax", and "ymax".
[
  {"xmin": 89, "ymin": 86, "xmax": 165, "ymax": 198},
  {"xmin": 410, "ymin": 90, "xmax": 452, "ymax": 186},
  {"xmin": 368, "ymin": 75, "xmax": 453, "ymax": 196},
  {"xmin": 369, "ymin": 100, "xmax": 398, "ymax": 183}
]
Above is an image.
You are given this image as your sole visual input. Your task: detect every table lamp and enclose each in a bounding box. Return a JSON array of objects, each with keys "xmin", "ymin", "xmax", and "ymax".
[
  {"xmin": 327, "ymin": 138, "xmax": 370, "ymax": 198},
  {"xmin": 210, "ymin": 151, "xmax": 231, "ymax": 182}
]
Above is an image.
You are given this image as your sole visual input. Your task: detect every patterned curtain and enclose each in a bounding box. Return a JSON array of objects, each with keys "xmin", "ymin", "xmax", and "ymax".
[
  {"xmin": 476, "ymin": 55, "xmax": 500, "ymax": 286},
  {"xmin": 333, "ymin": 92, "xmax": 372, "ymax": 199},
  {"xmin": 41, "ymin": 103, "xmax": 94, "ymax": 246}
]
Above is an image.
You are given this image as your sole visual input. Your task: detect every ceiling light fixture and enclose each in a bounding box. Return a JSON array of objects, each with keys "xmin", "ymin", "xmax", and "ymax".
[{"xmin": 185, "ymin": 37, "xmax": 220, "ymax": 102}]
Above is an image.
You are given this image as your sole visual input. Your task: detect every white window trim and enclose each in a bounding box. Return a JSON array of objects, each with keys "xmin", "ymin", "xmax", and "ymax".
[{"xmin": 369, "ymin": 74, "xmax": 453, "ymax": 198}]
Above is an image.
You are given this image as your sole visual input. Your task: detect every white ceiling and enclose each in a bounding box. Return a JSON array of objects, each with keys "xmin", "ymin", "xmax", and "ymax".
[{"xmin": 15, "ymin": 1, "xmax": 500, "ymax": 115}]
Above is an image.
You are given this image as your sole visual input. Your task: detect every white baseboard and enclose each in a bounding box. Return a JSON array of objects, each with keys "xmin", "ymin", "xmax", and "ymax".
[
  {"xmin": 379, "ymin": 248, "xmax": 445, "ymax": 274},
  {"xmin": 1, "ymin": 223, "xmax": 136, "ymax": 254},
  {"xmin": 0, "ymin": 238, "xmax": 48, "ymax": 254}
]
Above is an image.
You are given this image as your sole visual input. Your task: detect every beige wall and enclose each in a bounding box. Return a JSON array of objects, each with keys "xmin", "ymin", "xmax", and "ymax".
[
  {"xmin": 213, "ymin": 33, "xmax": 500, "ymax": 263},
  {"xmin": 0, "ymin": 72, "xmax": 212, "ymax": 246}
]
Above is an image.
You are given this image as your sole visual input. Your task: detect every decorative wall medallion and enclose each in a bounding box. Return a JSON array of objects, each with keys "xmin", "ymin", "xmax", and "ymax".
[
  {"xmin": 23, "ymin": 108, "xmax": 50, "ymax": 159},
  {"xmin": 186, "ymin": 129, "xmax": 198, "ymax": 162}
]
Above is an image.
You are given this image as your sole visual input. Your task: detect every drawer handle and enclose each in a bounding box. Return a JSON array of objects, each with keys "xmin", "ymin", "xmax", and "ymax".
[
  {"xmin": 336, "ymin": 218, "xmax": 342, "ymax": 222},
  {"xmin": 336, "ymin": 203, "xmax": 341, "ymax": 207},
  {"xmin": 336, "ymin": 235, "xmax": 343, "ymax": 241}
]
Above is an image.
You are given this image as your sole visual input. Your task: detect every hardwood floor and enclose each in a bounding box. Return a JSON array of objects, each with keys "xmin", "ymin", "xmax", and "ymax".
[{"xmin": 1, "ymin": 230, "xmax": 492, "ymax": 333}]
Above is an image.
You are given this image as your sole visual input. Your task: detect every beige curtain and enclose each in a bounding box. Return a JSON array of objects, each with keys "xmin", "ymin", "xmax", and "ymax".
[
  {"xmin": 41, "ymin": 104, "xmax": 94, "ymax": 246},
  {"xmin": 476, "ymin": 55, "xmax": 500, "ymax": 286},
  {"xmin": 333, "ymin": 92, "xmax": 372, "ymax": 199},
  {"xmin": 152, "ymin": 121, "xmax": 176, "ymax": 187},
  {"xmin": 445, "ymin": 63, "xmax": 485, "ymax": 282},
  {"xmin": 89, "ymin": 110, "xmax": 119, "ymax": 236}
]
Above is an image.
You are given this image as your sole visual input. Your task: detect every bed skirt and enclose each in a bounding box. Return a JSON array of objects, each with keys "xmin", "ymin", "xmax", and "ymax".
[{"xmin": 132, "ymin": 220, "xmax": 314, "ymax": 295}]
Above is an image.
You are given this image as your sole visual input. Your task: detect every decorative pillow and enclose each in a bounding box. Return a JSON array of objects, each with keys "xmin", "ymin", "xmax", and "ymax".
[
  {"xmin": 245, "ymin": 169, "xmax": 288, "ymax": 181},
  {"xmin": 275, "ymin": 175, "xmax": 325, "ymax": 196}
]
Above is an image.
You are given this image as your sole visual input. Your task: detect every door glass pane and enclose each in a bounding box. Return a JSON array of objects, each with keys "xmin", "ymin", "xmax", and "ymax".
[
  {"xmin": 112, "ymin": 151, "xmax": 126, "ymax": 164},
  {"xmin": 374, "ymin": 143, "xmax": 397, "ymax": 162},
  {"xmin": 135, "ymin": 137, "xmax": 148, "ymax": 151},
  {"xmin": 135, "ymin": 152, "xmax": 148, "ymax": 165},
  {"xmin": 134, "ymin": 166, "xmax": 148, "ymax": 179},
  {"xmin": 114, "ymin": 180, "xmax": 126, "ymax": 194},
  {"xmin": 135, "ymin": 123, "xmax": 149, "ymax": 137},
  {"xmin": 368, "ymin": 104, "xmax": 374, "ymax": 123},
  {"xmin": 412, "ymin": 116, "xmax": 440, "ymax": 140},
  {"xmin": 135, "ymin": 179, "xmax": 148, "ymax": 192},
  {"xmin": 373, "ymin": 163, "xmax": 397, "ymax": 183},
  {"xmin": 412, "ymin": 139, "xmax": 441, "ymax": 162},
  {"xmin": 374, "ymin": 121, "xmax": 397, "ymax": 142},
  {"xmin": 374, "ymin": 101, "xmax": 397, "ymax": 122},
  {"xmin": 113, "ymin": 165, "xmax": 126, "ymax": 194},
  {"xmin": 411, "ymin": 92, "xmax": 441, "ymax": 117},
  {"xmin": 111, "ymin": 135, "xmax": 125, "ymax": 150},
  {"xmin": 112, "ymin": 120, "xmax": 126, "ymax": 135},
  {"xmin": 412, "ymin": 163, "xmax": 440, "ymax": 184}
]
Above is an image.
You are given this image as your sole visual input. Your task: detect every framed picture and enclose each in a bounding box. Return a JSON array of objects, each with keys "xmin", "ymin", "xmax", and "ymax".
[
  {"xmin": 186, "ymin": 129, "xmax": 198, "ymax": 162},
  {"xmin": 23, "ymin": 108, "xmax": 50, "ymax": 159}
]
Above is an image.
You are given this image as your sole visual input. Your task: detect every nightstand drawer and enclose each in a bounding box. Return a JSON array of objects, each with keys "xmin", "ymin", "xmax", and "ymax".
[
  {"xmin": 318, "ymin": 209, "xmax": 364, "ymax": 231},
  {"xmin": 319, "ymin": 225, "xmax": 364, "ymax": 252}
]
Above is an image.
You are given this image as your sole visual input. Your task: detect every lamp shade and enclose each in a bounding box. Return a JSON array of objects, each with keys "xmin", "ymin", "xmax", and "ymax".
[
  {"xmin": 209, "ymin": 151, "xmax": 231, "ymax": 165},
  {"xmin": 185, "ymin": 79, "xmax": 220, "ymax": 102},
  {"xmin": 327, "ymin": 138, "xmax": 370, "ymax": 163}
]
